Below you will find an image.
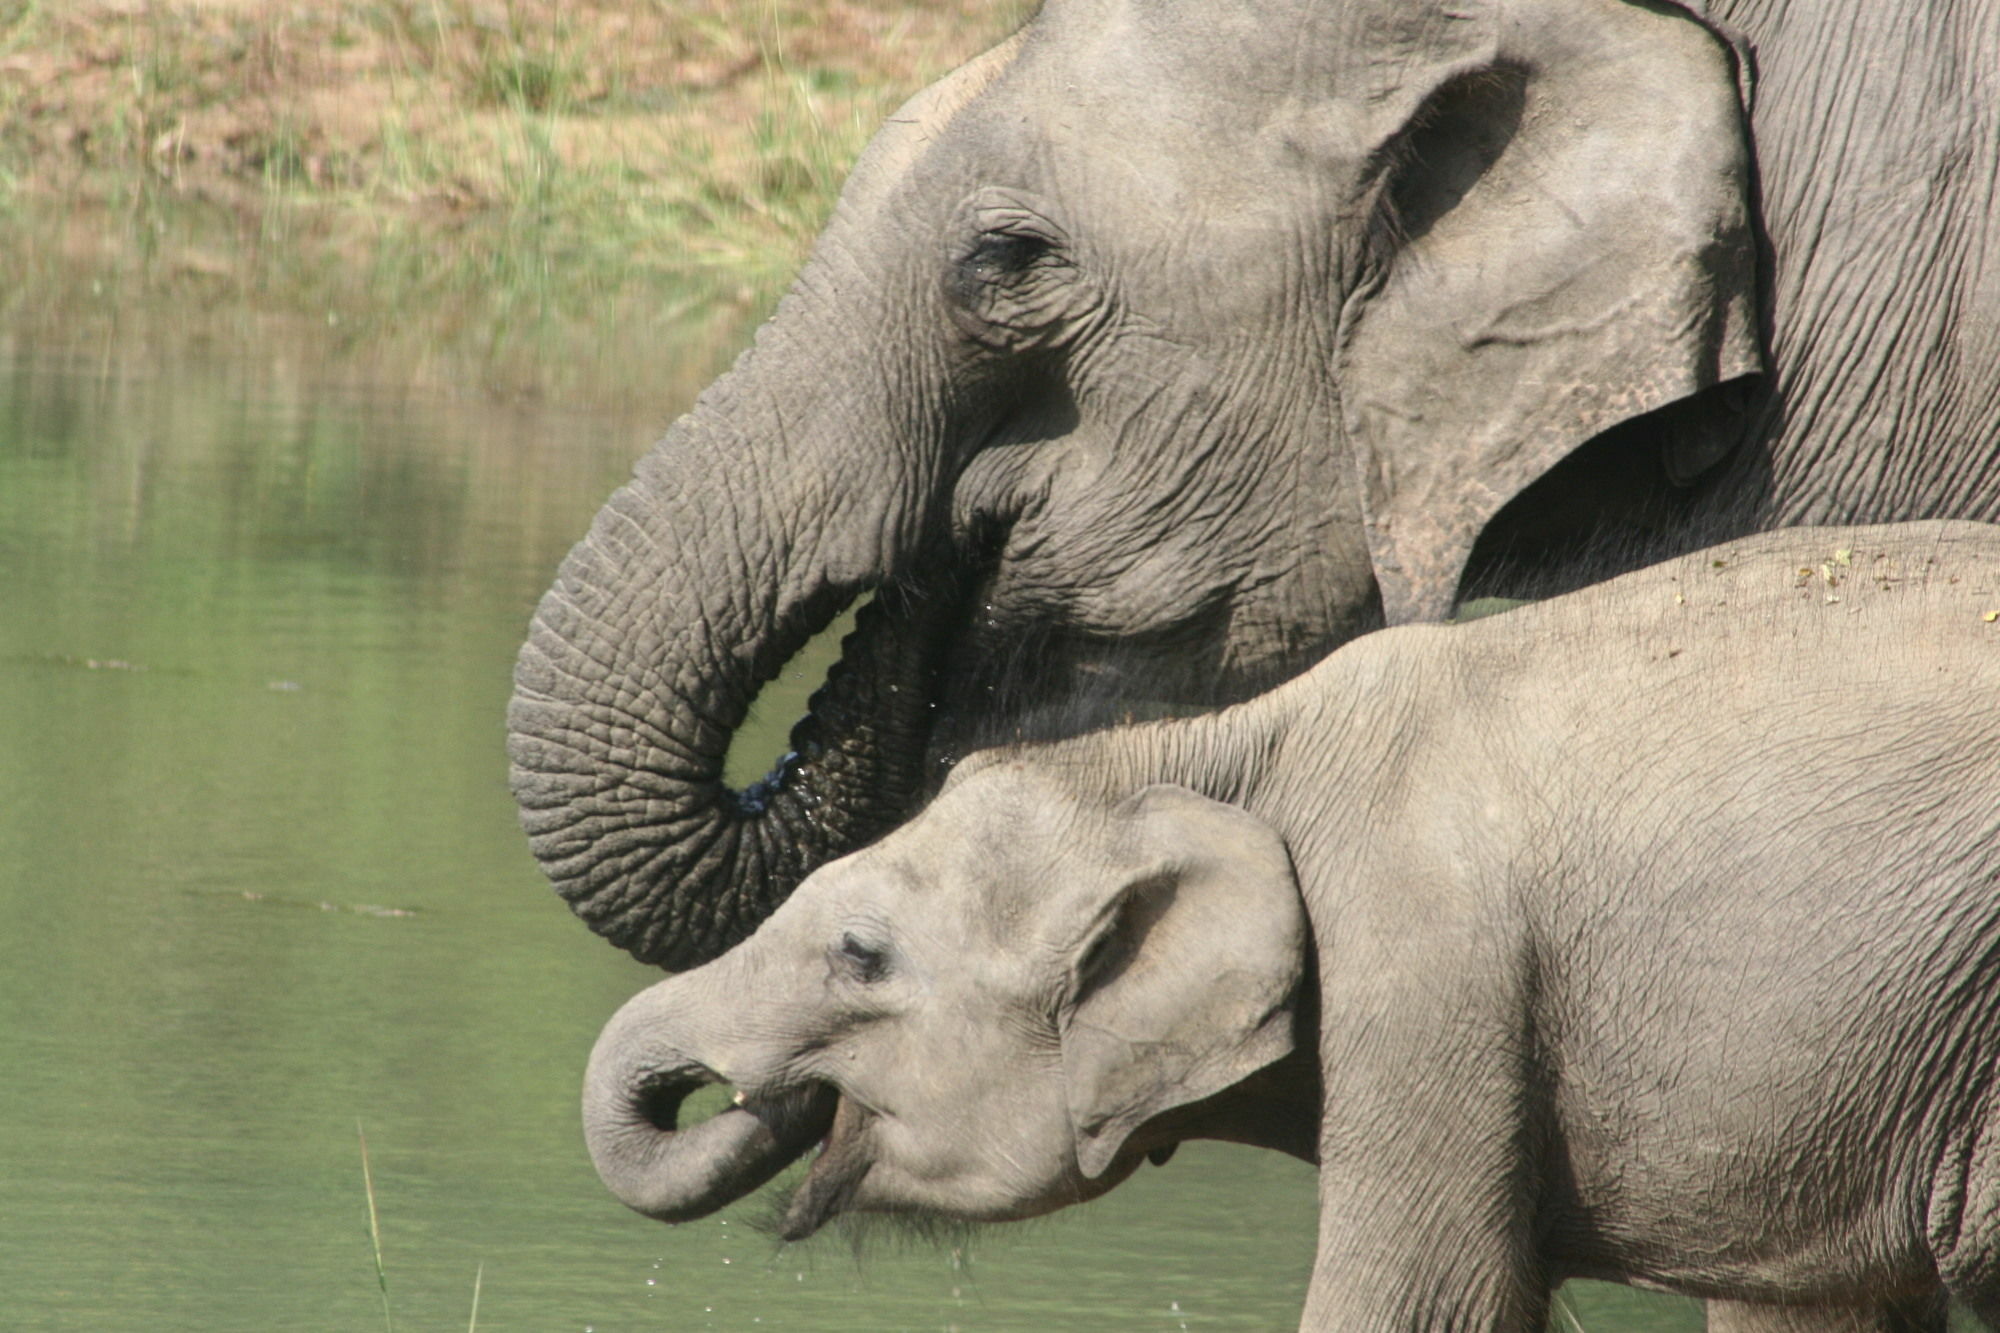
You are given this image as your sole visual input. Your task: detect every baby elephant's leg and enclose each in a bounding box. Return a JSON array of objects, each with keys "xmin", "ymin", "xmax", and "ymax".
[{"xmin": 1300, "ymin": 915, "xmax": 1544, "ymax": 1331}]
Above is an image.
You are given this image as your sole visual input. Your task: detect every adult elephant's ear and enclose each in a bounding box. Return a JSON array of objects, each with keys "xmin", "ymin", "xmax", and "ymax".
[
  {"xmin": 1337, "ymin": 0, "xmax": 1762, "ymax": 623},
  {"xmin": 1059, "ymin": 786, "xmax": 1306, "ymax": 1180}
]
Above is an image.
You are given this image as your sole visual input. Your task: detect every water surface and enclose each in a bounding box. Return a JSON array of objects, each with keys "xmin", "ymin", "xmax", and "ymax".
[{"xmin": 0, "ymin": 328, "xmax": 1703, "ymax": 1330}]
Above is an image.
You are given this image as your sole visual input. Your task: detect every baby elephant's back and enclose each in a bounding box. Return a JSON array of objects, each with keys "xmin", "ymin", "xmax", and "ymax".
[
  {"xmin": 1458, "ymin": 521, "xmax": 2000, "ymax": 816},
  {"xmin": 1464, "ymin": 518, "xmax": 2000, "ymax": 686},
  {"xmin": 1501, "ymin": 521, "xmax": 2000, "ymax": 1297}
]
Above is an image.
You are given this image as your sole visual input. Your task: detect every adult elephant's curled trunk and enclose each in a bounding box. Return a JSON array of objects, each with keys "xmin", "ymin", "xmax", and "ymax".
[{"xmin": 506, "ymin": 342, "xmax": 959, "ymax": 969}]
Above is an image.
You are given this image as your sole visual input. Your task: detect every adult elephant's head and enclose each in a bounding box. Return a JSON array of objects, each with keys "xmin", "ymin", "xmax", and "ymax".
[{"xmin": 510, "ymin": 0, "xmax": 1760, "ymax": 969}]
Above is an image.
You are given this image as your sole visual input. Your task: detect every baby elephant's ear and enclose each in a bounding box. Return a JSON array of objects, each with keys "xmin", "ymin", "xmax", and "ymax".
[{"xmin": 1062, "ymin": 785, "xmax": 1306, "ymax": 1180}]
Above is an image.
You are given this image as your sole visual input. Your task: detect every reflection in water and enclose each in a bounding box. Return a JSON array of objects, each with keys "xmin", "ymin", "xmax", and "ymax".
[{"xmin": 0, "ymin": 334, "xmax": 1700, "ymax": 1329}]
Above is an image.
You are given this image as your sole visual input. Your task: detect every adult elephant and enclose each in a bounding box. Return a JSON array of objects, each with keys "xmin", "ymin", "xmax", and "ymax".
[{"xmin": 510, "ymin": 0, "xmax": 1998, "ymax": 974}]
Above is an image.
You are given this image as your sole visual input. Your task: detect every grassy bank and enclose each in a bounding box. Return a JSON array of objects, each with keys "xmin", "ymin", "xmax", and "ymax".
[{"xmin": 0, "ymin": 1, "xmax": 1033, "ymax": 403}]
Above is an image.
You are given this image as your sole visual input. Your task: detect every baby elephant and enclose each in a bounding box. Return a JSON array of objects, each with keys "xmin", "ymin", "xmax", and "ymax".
[{"xmin": 584, "ymin": 520, "xmax": 2000, "ymax": 1331}]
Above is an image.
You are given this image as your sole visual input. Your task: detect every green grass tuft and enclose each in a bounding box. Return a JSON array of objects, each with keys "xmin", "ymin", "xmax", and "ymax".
[{"xmin": 358, "ymin": 1121, "xmax": 395, "ymax": 1333}]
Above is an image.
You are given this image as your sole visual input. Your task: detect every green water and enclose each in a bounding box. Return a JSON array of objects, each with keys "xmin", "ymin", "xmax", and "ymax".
[{"xmin": 0, "ymin": 331, "xmax": 1704, "ymax": 1330}]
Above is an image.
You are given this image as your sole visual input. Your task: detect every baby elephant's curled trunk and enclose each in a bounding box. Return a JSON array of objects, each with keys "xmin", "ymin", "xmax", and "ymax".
[{"xmin": 582, "ymin": 991, "xmax": 835, "ymax": 1222}]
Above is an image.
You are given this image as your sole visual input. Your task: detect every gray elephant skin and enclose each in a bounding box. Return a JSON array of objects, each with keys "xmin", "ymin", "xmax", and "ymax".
[
  {"xmin": 584, "ymin": 522, "xmax": 2000, "ymax": 1332},
  {"xmin": 509, "ymin": 0, "xmax": 2000, "ymax": 975}
]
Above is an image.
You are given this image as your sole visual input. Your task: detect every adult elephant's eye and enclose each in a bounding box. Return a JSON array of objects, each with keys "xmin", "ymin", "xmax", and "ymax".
[
  {"xmin": 834, "ymin": 931, "xmax": 890, "ymax": 984},
  {"xmin": 964, "ymin": 229, "xmax": 1051, "ymax": 278},
  {"xmin": 949, "ymin": 228, "xmax": 1060, "ymax": 311},
  {"xmin": 945, "ymin": 218, "xmax": 1076, "ymax": 351}
]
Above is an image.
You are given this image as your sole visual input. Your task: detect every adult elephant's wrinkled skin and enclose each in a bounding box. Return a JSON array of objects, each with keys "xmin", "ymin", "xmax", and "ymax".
[
  {"xmin": 508, "ymin": 0, "xmax": 1999, "ymax": 975},
  {"xmin": 586, "ymin": 521, "xmax": 2000, "ymax": 1333}
]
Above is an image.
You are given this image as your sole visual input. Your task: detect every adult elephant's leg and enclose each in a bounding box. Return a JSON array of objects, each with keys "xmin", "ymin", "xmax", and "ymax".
[{"xmin": 1704, "ymin": 1294, "xmax": 1947, "ymax": 1333}]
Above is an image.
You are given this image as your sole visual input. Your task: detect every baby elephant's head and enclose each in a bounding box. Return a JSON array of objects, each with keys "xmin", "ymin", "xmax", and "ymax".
[{"xmin": 581, "ymin": 760, "xmax": 1308, "ymax": 1237}]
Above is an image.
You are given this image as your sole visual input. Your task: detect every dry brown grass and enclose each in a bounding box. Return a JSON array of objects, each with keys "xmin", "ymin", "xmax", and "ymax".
[{"xmin": 0, "ymin": 1, "xmax": 1034, "ymax": 401}]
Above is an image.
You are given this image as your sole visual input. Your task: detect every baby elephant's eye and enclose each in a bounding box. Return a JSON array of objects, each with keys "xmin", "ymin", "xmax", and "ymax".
[{"xmin": 834, "ymin": 931, "xmax": 890, "ymax": 984}]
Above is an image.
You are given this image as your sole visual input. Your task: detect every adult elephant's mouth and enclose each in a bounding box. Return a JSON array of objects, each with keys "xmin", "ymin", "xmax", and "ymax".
[{"xmin": 728, "ymin": 579, "xmax": 963, "ymax": 811}]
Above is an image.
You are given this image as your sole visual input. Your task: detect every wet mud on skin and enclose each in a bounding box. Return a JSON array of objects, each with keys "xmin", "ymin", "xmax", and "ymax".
[{"xmin": 0, "ymin": 330, "xmax": 1705, "ymax": 1329}]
